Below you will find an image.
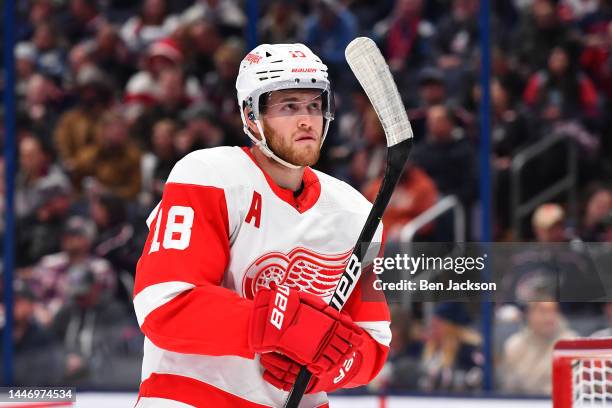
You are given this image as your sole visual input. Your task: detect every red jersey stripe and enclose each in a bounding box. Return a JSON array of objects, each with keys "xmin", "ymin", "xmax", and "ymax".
[{"xmin": 140, "ymin": 373, "xmax": 271, "ymax": 408}]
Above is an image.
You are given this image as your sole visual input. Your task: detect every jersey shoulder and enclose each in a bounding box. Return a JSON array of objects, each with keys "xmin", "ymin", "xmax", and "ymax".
[
  {"xmin": 313, "ymin": 169, "xmax": 373, "ymax": 214},
  {"xmin": 313, "ymin": 169, "xmax": 384, "ymax": 240},
  {"xmin": 167, "ymin": 146, "xmax": 252, "ymax": 188}
]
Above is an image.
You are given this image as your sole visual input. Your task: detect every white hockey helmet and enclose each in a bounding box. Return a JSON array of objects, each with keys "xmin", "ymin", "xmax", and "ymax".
[{"xmin": 236, "ymin": 43, "xmax": 334, "ymax": 168}]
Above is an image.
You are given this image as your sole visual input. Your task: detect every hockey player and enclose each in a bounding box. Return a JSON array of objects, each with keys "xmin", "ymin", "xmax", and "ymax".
[{"xmin": 133, "ymin": 43, "xmax": 391, "ymax": 407}]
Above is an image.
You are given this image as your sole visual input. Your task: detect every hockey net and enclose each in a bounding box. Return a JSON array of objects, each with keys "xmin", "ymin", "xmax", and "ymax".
[{"xmin": 553, "ymin": 338, "xmax": 612, "ymax": 407}]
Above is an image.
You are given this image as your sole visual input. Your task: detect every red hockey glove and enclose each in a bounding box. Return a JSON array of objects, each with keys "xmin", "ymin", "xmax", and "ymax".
[
  {"xmin": 260, "ymin": 352, "xmax": 300, "ymax": 392},
  {"xmin": 260, "ymin": 350, "xmax": 363, "ymax": 394},
  {"xmin": 249, "ymin": 283, "xmax": 364, "ymax": 374}
]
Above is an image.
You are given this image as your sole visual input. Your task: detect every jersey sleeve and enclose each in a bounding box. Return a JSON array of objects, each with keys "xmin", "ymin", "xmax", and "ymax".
[
  {"xmin": 133, "ymin": 153, "xmax": 254, "ymax": 358},
  {"xmin": 342, "ymin": 223, "xmax": 391, "ymax": 388}
]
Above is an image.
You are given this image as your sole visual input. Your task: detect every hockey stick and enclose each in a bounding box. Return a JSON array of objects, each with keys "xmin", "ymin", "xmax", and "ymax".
[{"xmin": 283, "ymin": 37, "xmax": 414, "ymax": 408}]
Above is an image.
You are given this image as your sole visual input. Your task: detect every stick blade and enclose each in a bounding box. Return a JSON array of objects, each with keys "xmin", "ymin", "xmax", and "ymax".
[{"xmin": 345, "ymin": 37, "xmax": 413, "ymax": 147}]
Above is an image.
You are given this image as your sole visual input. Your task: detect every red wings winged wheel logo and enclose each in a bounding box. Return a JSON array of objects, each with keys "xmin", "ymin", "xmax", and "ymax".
[{"xmin": 242, "ymin": 247, "xmax": 353, "ymax": 299}]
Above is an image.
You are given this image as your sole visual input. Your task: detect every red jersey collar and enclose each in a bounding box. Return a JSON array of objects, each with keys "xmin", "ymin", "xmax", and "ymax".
[{"xmin": 241, "ymin": 147, "xmax": 321, "ymax": 213}]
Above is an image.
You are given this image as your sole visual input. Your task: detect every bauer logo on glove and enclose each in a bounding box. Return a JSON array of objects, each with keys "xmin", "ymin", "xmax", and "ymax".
[{"xmin": 270, "ymin": 284, "xmax": 290, "ymax": 330}]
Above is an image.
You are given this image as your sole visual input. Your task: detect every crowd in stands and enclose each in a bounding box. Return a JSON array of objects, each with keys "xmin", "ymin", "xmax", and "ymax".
[{"xmin": 1, "ymin": 0, "xmax": 611, "ymax": 395}]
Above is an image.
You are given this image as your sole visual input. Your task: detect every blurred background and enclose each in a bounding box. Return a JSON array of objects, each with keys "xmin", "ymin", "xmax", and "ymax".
[{"xmin": 0, "ymin": 0, "xmax": 612, "ymax": 403}]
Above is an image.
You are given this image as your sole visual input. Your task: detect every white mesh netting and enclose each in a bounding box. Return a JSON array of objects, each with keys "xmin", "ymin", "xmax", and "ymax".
[{"xmin": 571, "ymin": 358, "xmax": 612, "ymax": 406}]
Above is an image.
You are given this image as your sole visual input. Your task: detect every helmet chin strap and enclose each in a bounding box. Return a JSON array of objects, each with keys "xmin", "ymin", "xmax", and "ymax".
[
  {"xmin": 240, "ymin": 109, "xmax": 305, "ymax": 169},
  {"xmin": 253, "ymin": 119, "xmax": 304, "ymax": 169}
]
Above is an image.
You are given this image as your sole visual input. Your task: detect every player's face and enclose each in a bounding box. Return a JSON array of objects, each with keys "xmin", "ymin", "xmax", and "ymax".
[
  {"xmin": 260, "ymin": 89, "xmax": 325, "ymax": 167},
  {"xmin": 527, "ymin": 302, "xmax": 561, "ymax": 339}
]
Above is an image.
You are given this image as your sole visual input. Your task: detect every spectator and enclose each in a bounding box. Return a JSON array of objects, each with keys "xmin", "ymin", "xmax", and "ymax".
[
  {"xmin": 180, "ymin": 0, "xmax": 246, "ymax": 36},
  {"xmin": 66, "ymin": 41, "xmax": 97, "ymax": 83},
  {"xmin": 513, "ymin": 0, "xmax": 573, "ymax": 72},
  {"xmin": 178, "ymin": 102, "xmax": 234, "ymax": 153},
  {"xmin": 90, "ymin": 23, "xmax": 135, "ymax": 88},
  {"xmin": 578, "ymin": 0, "xmax": 612, "ymax": 37},
  {"xmin": 405, "ymin": 67, "xmax": 447, "ymax": 140},
  {"xmin": 336, "ymin": 87, "xmax": 370, "ymax": 144},
  {"xmin": 523, "ymin": 44, "xmax": 599, "ymax": 123},
  {"xmin": 16, "ymin": 135, "xmax": 71, "ymax": 220},
  {"xmin": 15, "ymin": 42, "xmax": 38, "ymax": 100},
  {"xmin": 407, "ymin": 67, "xmax": 475, "ymax": 141},
  {"xmin": 31, "ymin": 215, "xmax": 116, "ymax": 326},
  {"xmin": 580, "ymin": 20, "xmax": 612, "ymax": 103},
  {"xmin": 202, "ymin": 40, "xmax": 244, "ymax": 136},
  {"xmin": 153, "ymin": 66, "xmax": 195, "ymax": 114},
  {"xmin": 581, "ymin": 17, "xmax": 612, "ymax": 159},
  {"xmin": 90, "ymin": 193, "xmax": 143, "ymax": 277},
  {"xmin": 581, "ymin": 186, "xmax": 612, "ymax": 241},
  {"xmin": 377, "ymin": 0, "xmax": 433, "ymax": 73},
  {"xmin": 328, "ymin": 86, "xmax": 382, "ymax": 179},
  {"xmin": 125, "ymin": 37, "xmax": 182, "ymax": 107},
  {"xmin": 63, "ymin": 0, "xmax": 105, "ymax": 45},
  {"xmin": 17, "ymin": 0, "xmax": 56, "ymax": 42},
  {"xmin": 560, "ymin": 0, "xmax": 599, "ymax": 21},
  {"xmin": 259, "ymin": 0, "xmax": 303, "ymax": 44},
  {"xmin": 491, "ymin": 77, "xmax": 532, "ymax": 236},
  {"xmin": 140, "ymin": 119, "xmax": 181, "ymax": 207},
  {"xmin": 410, "ymin": 104, "xmax": 478, "ymax": 213},
  {"xmin": 363, "ymin": 163, "xmax": 438, "ymax": 240},
  {"xmin": 71, "ymin": 110, "xmax": 142, "ymax": 199},
  {"xmin": 521, "ymin": 44, "xmax": 601, "ymax": 202},
  {"xmin": 132, "ymin": 66, "xmax": 197, "ymax": 149},
  {"xmin": 331, "ymin": 87, "xmax": 370, "ymax": 158},
  {"xmin": 348, "ymin": 105, "xmax": 388, "ymax": 188},
  {"xmin": 345, "ymin": 149, "xmax": 370, "ymax": 190},
  {"xmin": 432, "ymin": 0, "xmax": 482, "ymax": 93},
  {"xmin": 532, "ymin": 203, "xmax": 568, "ymax": 242},
  {"xmin": 184, "ymin": 19, "xmax": 223, "ymax": 79},
  {"xmin": 491, "ymin": 46, "xmax": 525, "ymax": 104},
  {"xmin": 501, "ymin": 204, "xmax": 569, "ymax": 303},
  {"xmin": 492, "ymin": 78, "xmax": 532, "ymax": 165},
  {"xmin": 16, "ymin": 179, "xmax": 72, "ymax": 267},
  {"xmin": 302, "ymin": 0, "xmax": 358, "ymax": 79},
  {"xmin": 417, "ymin": 67, "xmax": 447, "ymax": 107},
  {"xmin": 54, "ymin": 64, "xmax": 114, "ymax": 170},
  {"xmin": 501, "ymin": 203, "xmax": 604, "ymax": 303},
  {"xmin": 124, "ymin": 38, "xmax": 201, "ymax": 120},
  {"xmin": 419, "ymin": 303, "xmax": 483, "ymax": 392},
  {"xmin": 370, "ymin": 306, "xmax": 423, "ymax": 391},
  {"xmin": 10, "ymin": 279, "xmax": 65, "ymax": 386},
  {"xmin": 51, "ymin": 263, "xmax": 131, "ymax": 385},
  {"xmin": 19, "ymin": 73, "xmax": 65, "ymax": 146},
  {"xmin": 501, "ymin": 301, "xmax": 577, "ymax": 394},
  {"xmin": 120, "ymin": 0, "xmax": 180, "ymax": 52},
  {"xmin": 31, "ymin": 21, "xmax": 66, "ymax": 78}
]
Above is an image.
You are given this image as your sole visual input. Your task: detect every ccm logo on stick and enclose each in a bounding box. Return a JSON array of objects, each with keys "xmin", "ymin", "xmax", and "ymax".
[{"xmin": 270, "ymin": 285, "xmax": 290, "ymax": 330}]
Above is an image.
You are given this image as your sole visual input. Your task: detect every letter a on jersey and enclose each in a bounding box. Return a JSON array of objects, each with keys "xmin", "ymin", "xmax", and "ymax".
[{"xmin": 245, "ymin": 191, "xmax": 262, "ymax": 228}]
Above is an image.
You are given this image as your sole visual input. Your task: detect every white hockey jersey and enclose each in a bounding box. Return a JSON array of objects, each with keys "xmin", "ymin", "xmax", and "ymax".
[{"xmin": 133, "ymin": 146, "xmax": 391, "ymax": 407}]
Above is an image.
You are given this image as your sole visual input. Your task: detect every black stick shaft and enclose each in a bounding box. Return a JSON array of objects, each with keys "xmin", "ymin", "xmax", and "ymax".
[{"xmin": 283, "ymin": 139, "xmax": 412, "ymax": 408}]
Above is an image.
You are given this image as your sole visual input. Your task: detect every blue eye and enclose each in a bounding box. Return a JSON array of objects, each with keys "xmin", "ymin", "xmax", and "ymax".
[
  {"xmin": 283, "ymin": 103, "xmax": 298, "ymax": 112},
  {"xmin": 308, "ymin": 102, "xmax": 323, "ymax": 112}
]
